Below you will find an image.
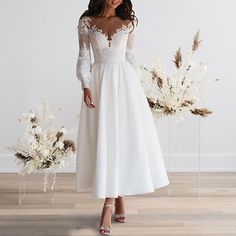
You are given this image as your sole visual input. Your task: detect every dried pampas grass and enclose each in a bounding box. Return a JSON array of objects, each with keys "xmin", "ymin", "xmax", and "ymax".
[
  {"xmin": 192, "ymin": 30, "xmax": 202, "ymax": 52},
  {"xmin": 140, "ymin": 30, "xmax": 213, "ymax": 119},
  {"xmin": 173, "ymin": 47, "xmax": 182, "ymax": 68}
]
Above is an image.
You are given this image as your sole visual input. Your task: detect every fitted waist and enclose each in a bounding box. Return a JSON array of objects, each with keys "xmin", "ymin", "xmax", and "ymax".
[
  {"xmin": 92, "ymin": 48, "xmax": 126, "ymax": 64},
  {"xmin": 93, "ymin": 59, "xmax": 127, "ymax": 64},
  {"xmin": 93, "ymin": 55, "xmax": 126, "ymax": 64}
]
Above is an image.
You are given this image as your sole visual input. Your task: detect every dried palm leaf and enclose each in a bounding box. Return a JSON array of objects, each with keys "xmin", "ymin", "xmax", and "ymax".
[
  {"xmin": 15, "ymin": 152, "xmax": 33, "ymax": 163},
  {"xmin": 191, "ymin": 108, "xmax": 212, "ymax": 117},
  {"xmin": 63, "ymin": 139, "xmax": 76, "ymax": 152},
  {"xmin": 181, "ymin": 100, "xmax": 194, "ymax": 107},
  {"xmin": 147, "ymin": 97, "xmax": 156, "ymax": 108}
]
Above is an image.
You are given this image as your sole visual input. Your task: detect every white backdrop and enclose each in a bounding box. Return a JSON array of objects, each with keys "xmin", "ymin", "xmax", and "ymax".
[{"xmin": 0, "ymin": 0, "xmax": 235, "ymax": 172}]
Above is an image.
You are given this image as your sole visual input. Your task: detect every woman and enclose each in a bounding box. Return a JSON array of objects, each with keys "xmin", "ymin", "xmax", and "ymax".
[{"xmin": 76, "ymin": 0, "xmax": 169, "ymax": 234}]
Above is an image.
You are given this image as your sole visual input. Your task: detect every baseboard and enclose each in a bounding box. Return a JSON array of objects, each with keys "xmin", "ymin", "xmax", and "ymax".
[
  {"xmin": 163, "ymin": 153, "xmax": 236, "ymax": 172},
  {"xmin": 1, "ymin": 153, "xmax": 236, "ymax": 173}
]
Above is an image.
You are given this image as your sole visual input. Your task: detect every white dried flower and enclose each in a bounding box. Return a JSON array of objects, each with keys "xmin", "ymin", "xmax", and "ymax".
[
  {"xmin": 32, "ymin": 126, "xmax": 42, "ymax": 134},
  {"xmin": 12, "ymin": 97, "xmax": 76, "ymax": 192},
  {"xmin": 59, "ymin": 127, "xmax": 67, "ymax": 135},
  {"xmin": 58, "ymin": 160, "xmax": 65, "ymax": 168},
  {"xmin": 55, "ymin": 141, "xmax": 64, "ymax": 149},
  {"xmin": 42, "ymin": 149, "xmax": 49, "ymax": 157}
]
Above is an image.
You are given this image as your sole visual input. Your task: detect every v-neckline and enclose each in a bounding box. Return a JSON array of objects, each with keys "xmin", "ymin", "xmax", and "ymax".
[
  {"xmin": 91, "ymin": 24, "xmax": 128, "ymax": 47},
  {"xmin": 86, "ymin": 16, "xmax": 131, "ymax": 48}
]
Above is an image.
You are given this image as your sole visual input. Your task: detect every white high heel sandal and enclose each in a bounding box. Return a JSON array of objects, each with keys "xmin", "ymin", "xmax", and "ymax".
[
  {"xmin": 113, "ymin": 201, "xmax": 127, "ymax": 223},
  {"xmin": 99, "ymin": 202, "xmax": 113, "ymax": 235}
]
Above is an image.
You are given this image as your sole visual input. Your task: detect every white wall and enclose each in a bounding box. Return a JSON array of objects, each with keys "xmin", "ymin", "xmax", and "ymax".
[{"xmin": 0, "ymin": 0, "xmax": 235, "ymax": 172}]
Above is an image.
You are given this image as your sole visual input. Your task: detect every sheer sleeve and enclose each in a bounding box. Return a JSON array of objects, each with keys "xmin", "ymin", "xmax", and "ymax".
[
  {"xmin": 76, "ymin": 16, "xmax": 92, "ymax": 90},
  {"xmin": 126, "ymin": 23, "xmax": 141, "ymax": 78}
]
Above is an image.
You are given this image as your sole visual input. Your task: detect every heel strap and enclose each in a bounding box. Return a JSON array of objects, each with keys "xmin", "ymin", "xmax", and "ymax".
[
  {"xmin": 114, "ymin": 213, "xmax": 126, "ymax": 217},
  {"xmin": 104, "ymin": 202, "xmax": 113, "ymax": 209}
]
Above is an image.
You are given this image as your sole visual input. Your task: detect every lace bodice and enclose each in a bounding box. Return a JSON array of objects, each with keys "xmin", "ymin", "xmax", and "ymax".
[{"xmin": 76, "ymin": 16, "xmax": 141, "ymax": 90}]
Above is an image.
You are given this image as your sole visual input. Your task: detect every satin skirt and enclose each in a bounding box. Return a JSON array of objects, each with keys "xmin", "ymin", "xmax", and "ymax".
[{"xmin": 76, "ymin": 60, "xmax": 169, "ymax": 199}]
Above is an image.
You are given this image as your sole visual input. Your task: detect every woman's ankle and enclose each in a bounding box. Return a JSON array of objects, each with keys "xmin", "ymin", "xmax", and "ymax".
[{"xmin": 104, "ymin": 197, "xmax": 114, "ymax": 205}]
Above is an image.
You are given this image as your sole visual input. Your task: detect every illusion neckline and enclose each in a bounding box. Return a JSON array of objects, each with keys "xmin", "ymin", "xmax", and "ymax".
[{"xmin": 85, "ymin": 16, "xmax": 132, "ymax": 48}]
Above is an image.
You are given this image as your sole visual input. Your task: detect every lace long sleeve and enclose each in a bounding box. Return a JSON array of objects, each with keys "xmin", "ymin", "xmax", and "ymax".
[
  {"xmin": 76, "ymin": 17, "xmax": 92, "ymax": 90},
  {"xmin": 126, "ymin": 25, "xmax": 141, "ymax": 78}
]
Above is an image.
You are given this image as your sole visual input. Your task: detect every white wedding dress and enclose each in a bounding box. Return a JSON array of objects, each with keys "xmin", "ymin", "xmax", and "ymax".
[{"xmin": 75, "ymin": 16, "xmax": 169, "ymax": 199}]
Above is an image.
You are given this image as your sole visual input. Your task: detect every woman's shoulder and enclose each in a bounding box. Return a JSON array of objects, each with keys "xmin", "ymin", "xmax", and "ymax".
[
  {"xmin": 77, "ymin": 15, "xmax": 92, "ymax": 32},
  {"xmin": 124, "ymin": 18, "xmax": 138, "ymax": 32},
  {"xmin": 125, "ymin": 17, "xmax": 138, "ymax": 25},
  {"xmin": 79, "ymin": 15, "xmax": 92, "ymax": 25}
]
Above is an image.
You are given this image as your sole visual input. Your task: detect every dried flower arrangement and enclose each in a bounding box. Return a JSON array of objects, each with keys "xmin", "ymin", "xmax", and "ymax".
[
  {"xmin": 140, "ymin": 31, "xmax": 212, "ymax": 119},
  {"xmin": 7, "ymin": 97, "xmax": 76, "ymax": 191}
]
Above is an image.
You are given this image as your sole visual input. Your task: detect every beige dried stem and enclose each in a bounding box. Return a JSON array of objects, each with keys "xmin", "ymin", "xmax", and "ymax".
[
  {"xmin": 173, "ymin": 47, "xmax": 182, "ymax": 69},
  {"xmin": 192, "ymin": 30, "xmax": 202, "ymax": 52}
]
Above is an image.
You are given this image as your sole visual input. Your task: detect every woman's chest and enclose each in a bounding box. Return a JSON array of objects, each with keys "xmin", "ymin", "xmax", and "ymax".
[{"xmin": 88, "ymin": 24, "xmax": 130, "ymax": 49}]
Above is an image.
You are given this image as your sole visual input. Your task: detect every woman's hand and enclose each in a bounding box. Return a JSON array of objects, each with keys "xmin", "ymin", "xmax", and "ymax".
[{"xmin": 83, "ymin": 88, "xmax": 96, "ymax": 109}]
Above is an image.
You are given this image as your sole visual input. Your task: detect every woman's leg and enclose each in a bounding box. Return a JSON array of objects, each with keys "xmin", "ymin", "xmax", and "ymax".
[
  {"xmin": 99, "ymin": 197, "xmax": 114, "ymax": 228},
  {"xmin": 115, "ymin": 196, "xmax": 125, "ymax": 214}
]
